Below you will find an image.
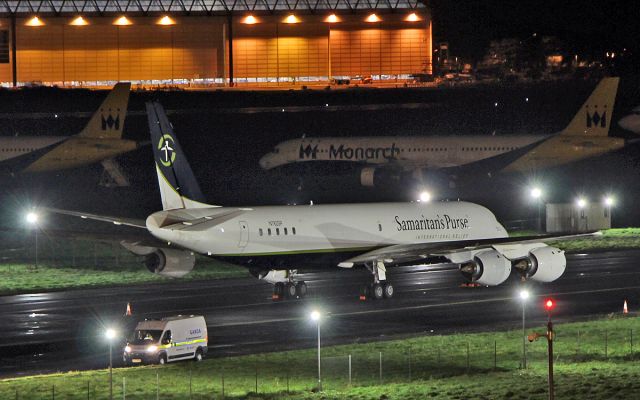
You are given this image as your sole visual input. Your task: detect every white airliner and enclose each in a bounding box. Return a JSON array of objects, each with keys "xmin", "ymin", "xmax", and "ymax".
[
  {"xmin": 618, "ymin": 105, "xmax": 640, "ymax": 134},
  {"xmin": 0, "ymin": 83, "xmax": 138, "ymax": 185},
  {"xmin": 260, "ymin": 78, "xmax": 624, "ymax": 186},
  {"xmin": 50, "ymin": 102, "xmax": 586, "ymax": 301}
]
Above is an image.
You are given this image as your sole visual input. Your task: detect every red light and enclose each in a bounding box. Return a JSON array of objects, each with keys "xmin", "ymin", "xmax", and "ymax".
[{"xmin": 544, "ymin": 298, "xmax": 555, "ymax": 311}]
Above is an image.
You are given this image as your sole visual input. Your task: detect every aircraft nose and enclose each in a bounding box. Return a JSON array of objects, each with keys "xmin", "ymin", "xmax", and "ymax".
[
  {"xmin": 618, "ymin": 115, "xmax": 640, "ymax": 133},
  {"xmin": 259, "ymin": 154, "xmax": 273, "ymax": 170}
]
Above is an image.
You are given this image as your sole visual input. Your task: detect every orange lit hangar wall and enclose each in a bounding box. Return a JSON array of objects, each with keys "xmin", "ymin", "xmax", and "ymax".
[
  {"xmin": 0, "ymin": 16, "xmax": 224, "ymax": 86},
  {"xmin": 232, "ymin": 13, "xmax": 431, "ymax": 83},
  {"xmin": 0, "ymin": 1, "xmax": 430, "ymax": 86}
]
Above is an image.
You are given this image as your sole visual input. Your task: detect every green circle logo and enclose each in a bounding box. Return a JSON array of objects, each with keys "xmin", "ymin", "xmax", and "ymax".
[{"xmin": 158, "ymin": 134, "xmax": 176, "ymax": 167}]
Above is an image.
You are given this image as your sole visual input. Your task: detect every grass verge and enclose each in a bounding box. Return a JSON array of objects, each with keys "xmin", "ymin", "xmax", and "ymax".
[{"xmin": 2, "ymin": 316, "xmax": 639, "ymax": 399}]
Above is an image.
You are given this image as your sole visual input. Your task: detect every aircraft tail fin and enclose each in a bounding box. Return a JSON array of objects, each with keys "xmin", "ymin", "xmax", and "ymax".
[
  {"xmin": 559, "ymin": 77, "xmax": 619, "ymax": 137},
  {"xmin": 77, "ymin": 82, "xmax": 131, "ymax": 139},
  {"xmin": 146, "ymin": 101, "xmax": 210, "ymax": 210}
]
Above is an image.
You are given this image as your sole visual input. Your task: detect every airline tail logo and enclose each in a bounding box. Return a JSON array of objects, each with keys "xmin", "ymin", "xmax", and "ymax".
[
  {"xmin": 101, "ymin": 108, "xmax": 121, "ymax": 131},
  {"xmin": 586, "ymin": 106, "xmax": 607, "ymax": 128},
  {"xmin": 158, "ymin": 134, "xmax": 176, "ymax": 167},
  {"xmin": 299, "ymin": 144, "xmax": 319, "ymax": 159}
]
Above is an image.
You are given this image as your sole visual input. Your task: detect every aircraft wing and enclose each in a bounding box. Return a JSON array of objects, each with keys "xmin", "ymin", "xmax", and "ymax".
[
  {"xmin": 340, "ymin": 232, "xmax": 600, "ymax": 266},
  {"xmin": 45, "ymin": 207, "xmax": 147, "ymax": 229}
]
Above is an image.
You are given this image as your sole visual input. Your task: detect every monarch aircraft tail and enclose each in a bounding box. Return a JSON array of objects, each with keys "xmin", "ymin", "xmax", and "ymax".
[
  {"xmin": 502, "ymin": 77, "xmax": 624, "ymax": 173},
  {"xmin": 146, "ymin": 101, "xmax": 210, "ymax": 210},
  {"xmin": 77, "ymin": 82, "xmax": 131, "ymax": 139}
]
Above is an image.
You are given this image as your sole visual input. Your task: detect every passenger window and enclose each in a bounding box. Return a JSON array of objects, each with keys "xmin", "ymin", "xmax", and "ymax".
[
  {"xmin": 378, "ymin": 223, "xmax": 382, "ymax": 232},
  {"xmin": 276, "ymin": 228, "xmax": 280, "ymax": 235},
  {"xmin": 284, "ymin": 227, "xmax": 288, "ymax": 235},
  {"xmin": 292, "ymin": 227, "xmax": 296, "ymax": 235},
  {"xmin": 259, "ymin": 228, "xmax": 263, "ymax": 236},
  {"xmin": 268, "ymin": 228, "xmax": 272, "ymax": 236}
]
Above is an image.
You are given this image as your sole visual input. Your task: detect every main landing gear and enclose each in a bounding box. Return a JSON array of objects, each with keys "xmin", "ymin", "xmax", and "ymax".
[
  {"xmin": 266, "ymin": 270, "xmax": 307, "ymax": 301},
  {"xmin": 360, "ymin": 260, "xmax": 394, "ymax": 300}
]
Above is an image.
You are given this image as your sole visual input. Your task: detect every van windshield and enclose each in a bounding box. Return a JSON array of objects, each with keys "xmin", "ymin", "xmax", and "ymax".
[{"xmin": 131, "ymin": 329, "xmax": 163, "ymax": 345}]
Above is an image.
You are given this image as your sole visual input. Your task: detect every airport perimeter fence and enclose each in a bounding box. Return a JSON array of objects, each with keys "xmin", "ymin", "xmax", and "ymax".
[{"xmin": 3, "ymin": 321, "xmax": 639, "ymax": 399}]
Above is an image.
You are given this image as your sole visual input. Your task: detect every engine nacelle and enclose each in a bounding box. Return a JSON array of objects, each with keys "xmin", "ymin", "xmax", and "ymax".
[
  {"xmin": 144, "ymin": 248, "xmax": 195, "ymax": 278},
  {"xmin": 522, "ymin": 246, "xmax": 566, "ymax": 282},
  {"xmin": 360, "ymin": 167, "xmax": 376, "ymax": 187},
  {"xmin": 459, "ymin": 249, "xmax": 511, "ymax": 286}
]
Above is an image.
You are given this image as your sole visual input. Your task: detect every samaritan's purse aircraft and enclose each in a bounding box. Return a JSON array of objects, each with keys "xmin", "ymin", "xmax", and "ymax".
[
  {"xmin": 51, "ymin": 102, "xmax": 586, "ymax": 301},
  {"xmin": 260, "ymin": 78, "xmax": 624, "ymax": 187},
  {"xmin": 0, "ymin": 82, "xmax": 138, "ymax": 184}
]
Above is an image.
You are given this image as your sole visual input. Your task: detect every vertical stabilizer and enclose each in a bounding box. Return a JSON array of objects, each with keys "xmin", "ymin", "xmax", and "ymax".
[
  {"xmin": 559, "ymin": 77, "xmax": 619, "ymax": 137},
  {"xmin": 146, "ymin": 101, "xmax": 210, "ymax": 210},
  {"xmin": 77, "ymin": 82, "xmax": 131, "ymax": 139}
]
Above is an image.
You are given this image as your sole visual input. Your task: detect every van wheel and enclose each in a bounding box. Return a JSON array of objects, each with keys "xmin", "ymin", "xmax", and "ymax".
[
  {"xmin": 194, "ymin": 349, "xmax": 203, "ymax": 362},
  {"xmin": 158, "ymin": 354, "xmax": 167, "ymax": 365}
]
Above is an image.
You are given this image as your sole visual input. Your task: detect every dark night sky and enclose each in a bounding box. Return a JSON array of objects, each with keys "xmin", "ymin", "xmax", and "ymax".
[{"xmin": 428, "ymin": 0, "xmax": 638, "ymax": 62}]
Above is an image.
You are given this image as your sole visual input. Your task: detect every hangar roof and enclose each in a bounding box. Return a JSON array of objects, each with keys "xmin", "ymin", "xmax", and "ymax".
[{"xmin": 0, "ymin": 0, "xmax": 426, "ymax": 15}]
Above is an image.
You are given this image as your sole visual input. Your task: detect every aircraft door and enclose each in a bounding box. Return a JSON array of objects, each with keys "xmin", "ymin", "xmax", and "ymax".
[{"xmin": 238, "ymin": 221, "xmax": 249, "ymax": 248}]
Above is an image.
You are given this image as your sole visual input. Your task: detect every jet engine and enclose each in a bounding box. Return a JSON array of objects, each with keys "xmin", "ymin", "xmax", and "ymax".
[
  {"xmin": 144, "ymin": 249, "xmax": 196, "ymax": 278},
  {"xmin": 459, "ymin": 249, "xmax": 511, "ymax": 286},
  {"xmin": 517, "ymin": 246, "xmax": 566, "ymax": 282},
  {"xmin": 360, "ymin": 167, "xmax": 376, "ymax": 187}
]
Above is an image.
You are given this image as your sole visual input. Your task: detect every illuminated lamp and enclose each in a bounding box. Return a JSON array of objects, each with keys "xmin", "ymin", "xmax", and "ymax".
[
  {"xmin": 283, "ymin": 14, "xmax": 300, "ymax": 24},
  {"xmin": 25, "ymin": 16, "xmax": 44, "ymax": 26},
  {"xmin": 113, "ymin": 16, "xmax": 132, "ymax": 26},
  {"xmin": 242, "ymin": 15, "xmax": 258, "ymax": 24},
  {"xmin": 157, "ymin": 15, "xmax": 176, "ymax": 26},
  {"xmin": 70, "ymin": 16, "xmax": 89, "ymax": 26},
  {"xmin": 405, "ymin": 13, "xmax": 420, "ymax": 22},
  {"xmin": 544, "ymin": 298, "xmax": 555, "ymax": 312},
  {"xmin": 325, "ymin": 14, "xmax": 340, "ymax": 23},
  {"xmin": 366, "ymin": 13, "xmax": 381, "ymax": 23}
]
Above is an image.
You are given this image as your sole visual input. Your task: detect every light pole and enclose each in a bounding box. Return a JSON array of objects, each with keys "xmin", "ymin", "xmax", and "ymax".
[
  {"xmin": 106, "ymin": 328, "xmax": 117, "ymax": 400},
  {"xmin": 576, "ymin": 198, "xmax": 587, "ymax": 232},
  {"xmin": 519, "ymin": 289, "xmax": 530, "ymax": 369},
  {"xmin": 604, "ymin": 196, "xmax": 614, "ymax": 227},
  {"xmin": 26, "ymin": 211, "xmax": 39, "ymax": 268},
  {"xmin": 530, "ymin": 187, "xmax": 543, "ymax": 232},
  {"xmin": 310, "ymin": 310, "xmax": 322, "ymax": 391}
]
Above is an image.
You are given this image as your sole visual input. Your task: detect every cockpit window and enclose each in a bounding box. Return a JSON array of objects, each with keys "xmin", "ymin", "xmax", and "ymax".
[{"xmin": 130, "ymin": 329, "xmax": 163, "ymax": 345}]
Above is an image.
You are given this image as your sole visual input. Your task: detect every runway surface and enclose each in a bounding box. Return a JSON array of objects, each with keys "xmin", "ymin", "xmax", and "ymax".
[{"xmin": 1, "ymin": 249, "xmax": 639, "ymax": 378}]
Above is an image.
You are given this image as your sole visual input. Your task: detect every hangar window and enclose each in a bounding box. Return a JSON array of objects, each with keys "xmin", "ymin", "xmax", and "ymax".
[{"xmin": 0, "ymin": 31, "xmax": 8, "ymax": 64}]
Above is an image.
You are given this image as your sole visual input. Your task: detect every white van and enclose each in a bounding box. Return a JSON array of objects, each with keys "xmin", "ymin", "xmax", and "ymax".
[{"xmin": 123, "ymin": 315, "xmax": 208, "ymax": 365}]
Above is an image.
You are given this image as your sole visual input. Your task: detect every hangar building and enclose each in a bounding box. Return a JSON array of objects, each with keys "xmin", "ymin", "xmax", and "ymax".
[{"xmin": 0, "ymin": 0, "xmax": 431, "ymax": 87}]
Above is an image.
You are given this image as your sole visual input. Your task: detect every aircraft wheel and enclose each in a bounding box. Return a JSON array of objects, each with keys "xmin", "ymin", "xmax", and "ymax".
[
  {"xmin": 285, "ymin": 282, "xmax": 297, "ymax": 299},
  {"xmin": 296, "ymin": 281, "xmax": 307, "ymax": 298},
  {"xmin": 372, "ymin": 283, "xmax": 384, "ymax": 300},
  {"xmin": 273, "ymin": 282, "xmax": 285, "ymax": 301},
  {"xmin": 383, "ymin": 283, "xmax": 394, "ymax": 299}
]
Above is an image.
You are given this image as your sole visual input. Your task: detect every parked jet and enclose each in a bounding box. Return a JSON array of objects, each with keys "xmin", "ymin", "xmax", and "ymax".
[
  {"xmin": 48, "ymin": 102, "xmax": 588, "ymax": 301},
  {"xmin": 260, "ymin": 78, "xmax": 623, "ymax": 186},
  {"xmin": 0, "ymin": 82, "xmax": 137, "ymax": 185}
]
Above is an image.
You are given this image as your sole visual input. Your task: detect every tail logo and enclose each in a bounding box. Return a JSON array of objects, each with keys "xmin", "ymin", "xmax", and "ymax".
[
  {"xmin": 158, "ymin": 134, "xmax": 176, "ymax": 167},
  {"xmin": 101, "ymin": 108, "xmax": 121, "ymax": 131},
  {"xmin": 586, "ymin": 106, "xmax": 607, "ymax": 128}
]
